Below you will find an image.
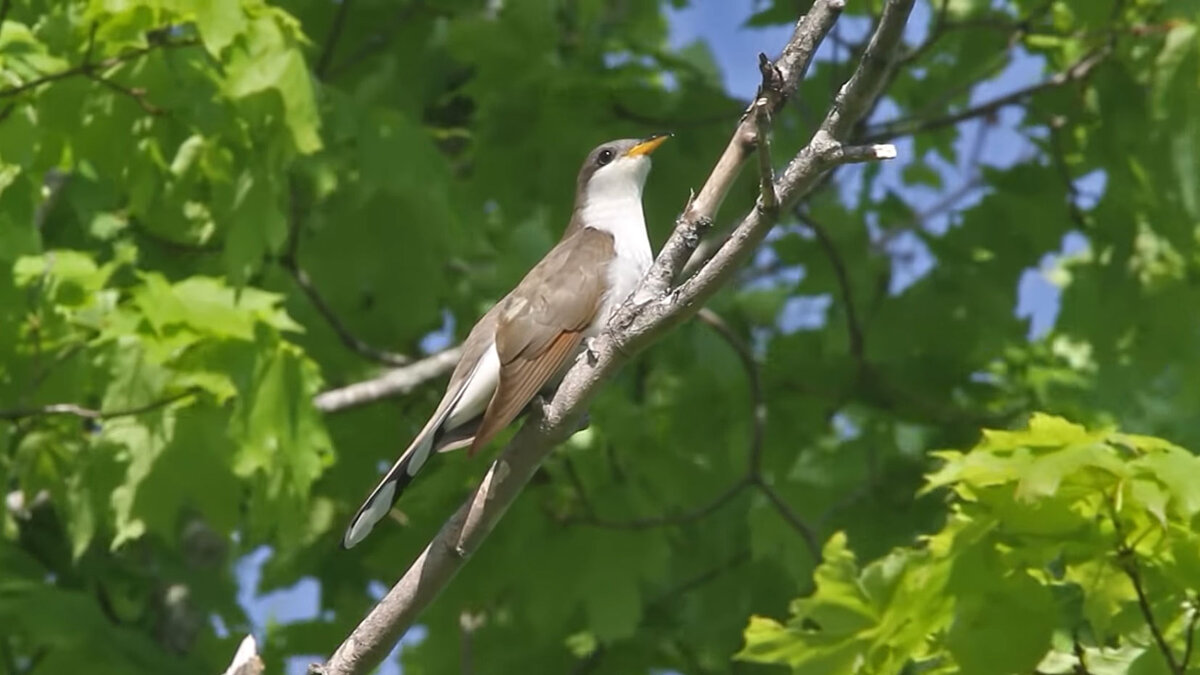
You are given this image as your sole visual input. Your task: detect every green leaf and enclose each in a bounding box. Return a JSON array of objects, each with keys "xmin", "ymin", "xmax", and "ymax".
[
  {"xmin": 225, "ymin": 15, "xmax": 322, "ymax": 154},
  {"xmin": 132, "ymin": 273, "xmax": 300, "ymax": 341},
  {"xmin": 106, "ymin": 412, "xmax": 173, "ymax": 548},
  {"xmin": 1065, "ymin": 558, "xmax": 1135, "ymax": 639},
  {"xmin": 946, "ymin": 572, "xmax": 1055, "ymax": 675},
  {"xmin": 230, "ymin": 345, "xmax": 332, "ymax": 546},
  {"xmin": 193, "ymin": 0, "xmax": 247, "ymax": 55}
]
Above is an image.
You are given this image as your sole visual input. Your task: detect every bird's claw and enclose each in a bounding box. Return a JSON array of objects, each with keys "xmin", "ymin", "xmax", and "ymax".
[{"xmin": 585, "ymin": 337, "xmax": 601, "ymax": 364}]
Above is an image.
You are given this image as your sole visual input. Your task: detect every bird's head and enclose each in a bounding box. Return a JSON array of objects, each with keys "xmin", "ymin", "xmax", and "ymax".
[{"xmin": 575, "ymin": 134, "xmax": 670, "ymax": 207}]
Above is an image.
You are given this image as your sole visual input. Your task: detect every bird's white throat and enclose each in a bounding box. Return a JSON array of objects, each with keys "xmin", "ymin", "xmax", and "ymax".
[{"xmin": 580, "ymin": 159, "xmax": 654, "ymax": 324}]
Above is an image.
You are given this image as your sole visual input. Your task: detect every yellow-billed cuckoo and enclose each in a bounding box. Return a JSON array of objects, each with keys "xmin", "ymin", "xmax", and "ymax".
[{"xmin": 343, "ymin": 135, "xmax": 669, "ymax": 548}]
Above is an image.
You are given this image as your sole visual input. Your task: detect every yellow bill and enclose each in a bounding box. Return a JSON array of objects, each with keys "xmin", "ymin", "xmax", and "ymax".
[{"xmin": 625, "ymin": 133, "xmax": 672, "ymax": 157}]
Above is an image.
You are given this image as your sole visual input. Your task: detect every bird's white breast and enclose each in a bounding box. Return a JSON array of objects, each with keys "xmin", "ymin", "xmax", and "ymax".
[
  {"xmin": 583, "ymin": 192, "xmax": 652, "ymax": 331},
  {"xmin": 580, "ymin": 170, "xmax": 653, "ymax": 331}
]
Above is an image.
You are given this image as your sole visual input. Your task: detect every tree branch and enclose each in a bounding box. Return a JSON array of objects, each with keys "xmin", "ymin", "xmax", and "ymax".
[
  {"xmin": 569, "ymin": 477, "xmax": 751, "ymax": 530},
  {"xmin": 1121, "ymin": 544, "xmax": 1181, "ymax": 674},
  {"xmin": 313, "ymin": 347, "xmax": 462, "ymax": 413},
  {"xmin": 315, "ymin": 0, "xmax": 354, "ymax": 78},
  {"xmin": 799, "ymin": 212, "xmax": 865, "ymax": 363},
  {"xmin": 564, "ymin": 309, "xmax": 762, "ymax": 532},
  {"xmin": 313, "ymin": 2, "xmax": 910, "ymax": 672},
  {"xmin": 1184, "ymin": 597, "xmax": 1199, "ymax": 671},
  {"xmin": 0, "ymin": 36, "xmax": 198, "ymax": 99},
  {"xmin": 282, "ymin": 181, "xmax": 412, "ymax": 368},
  {"xmin": 1111, "ymin": 499, "xmax": 1183, "ymax": 675},
  {"xmin": 87, "ymin": 71, "xmax": 164, "ymax": 115},
  {"xmin": 0, "ymin": 388, "xmax": 197, "ymax": 422},
  {"xmin": 858, "ymin": 45, "xmax": 1111, "ymax": 144},
  {"xmin": 632, "ymin": 1, "xmax": 846, "ymax": 304},
  {"xmin": 752, "ymin": 478, "xmax": 821, "ymax": 559},
  {"xmin": 753, "ymin": 54, "xmax": 781, "ymax": 216},
  {"xmin": 220, "ymin": 635, "xmax": 265, "ymax": 675}
]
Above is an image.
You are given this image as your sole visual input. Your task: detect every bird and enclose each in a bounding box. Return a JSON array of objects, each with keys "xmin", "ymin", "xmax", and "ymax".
[{"xmin": 342, "ymin": 134, "xmax": 670, "ymax": 548}]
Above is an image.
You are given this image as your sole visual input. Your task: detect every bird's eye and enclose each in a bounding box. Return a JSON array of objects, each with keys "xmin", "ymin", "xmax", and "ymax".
[{"xmin": 596, "ymin": 148, "xmax": 615, "ymax": 166}]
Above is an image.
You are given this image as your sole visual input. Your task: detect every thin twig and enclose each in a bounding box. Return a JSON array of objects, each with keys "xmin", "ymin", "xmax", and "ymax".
[
  {"xmin": 860, "ymin": 45, "xmax": 1111, "ymax": 143},
  {"xmin": 570, "ymin": 478, "xmax": 751, "ymax": 530},
  {"xmin": 282, "ymin": 181, "xmax": 412, "ymax": 368},
  {"xmin": 1073, "ymin": 634, "xmax": 1094, "ymax": 675},
  {"xmin": 1183, "ymin": 596, "xmax": 1199, "ymax": 670},
  {"xmin": 645, "ymin": 550, "xmax": 751, "ymax": 612},
  {"xmin": 696, "ymin": 308, "xmax": 766, "ymax": 468},
  {"xmin": 458, "ymin": 611, "xmax": 481, "ymax": 675},
  {"xmin": 611, "ymin": 101, "xmax": 740, "ymax": 130},
  {"xmin": 0, "ymin": 388, "xmax": 197, "ymax": 422},
  {"xmin": 1121, "ymin": 547, "xmax": 1181, "ymax": 674},
  {"xmin": 0, "ymin": 38, "xmax": 198, "ymax": 99},
  {"xmin": 754, "ymin": 54, "xmax": 780, "ymax": 214},
  {"xmin": 753, "ymin": 478, "xmax": 822, "ymax": 561},
  {"xmin": 561, "ymin": 455, "xmax": 596, "ymax": 516},
  {"xmin": 313, "ymin": 347, "xmax": 461, "ymax": 413},
  {"xmin": 325, "ymin": 2, "xmax": 447, "ymax": 78},
  {"xmin": 315, "ymin": 0, "xmax": 354, "ymax": 78},
  {"xmin": 566, "ymin": 309, "xmax": 759, "ymax": 530},
  {"xmin": 87, "ymin": 73, "xmax": 164, "ymax": 115},
  {"xmin": 1111, "ymin": 499, "xmax": 1183, "ymax": 675},
  {"xmin": 1048, "ymin": 116, "xmax": 1090, "ymax": 230},
  {"xmin": 800, "ymin": 212, "xmax": 865, "ymax": 363}
]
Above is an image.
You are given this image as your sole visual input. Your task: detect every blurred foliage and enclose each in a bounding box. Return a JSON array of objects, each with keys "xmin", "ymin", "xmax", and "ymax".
[{"xmin": 0, "ymin": 0, "xmax": 1198, "ymax": 673}]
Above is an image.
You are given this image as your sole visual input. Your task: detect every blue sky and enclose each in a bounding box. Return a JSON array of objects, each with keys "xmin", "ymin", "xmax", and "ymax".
[{"xmin": 234, "ymin": 2, "xmax": 1102, "ymax": 673}]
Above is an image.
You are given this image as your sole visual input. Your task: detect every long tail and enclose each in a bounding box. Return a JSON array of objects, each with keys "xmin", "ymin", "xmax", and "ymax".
[{"xmin": 342, "ymin": 424, "xmax": 441, "ymax": 549}]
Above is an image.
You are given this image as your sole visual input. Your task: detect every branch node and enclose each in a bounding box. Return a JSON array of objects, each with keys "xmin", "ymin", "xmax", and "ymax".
[
  {"xmin": 753, "ymin": 100, "xmax": 779, "ymax": 214},
  {"xmin": 757, "ymin": 52, "xmax": 785, "ymax": 96}
]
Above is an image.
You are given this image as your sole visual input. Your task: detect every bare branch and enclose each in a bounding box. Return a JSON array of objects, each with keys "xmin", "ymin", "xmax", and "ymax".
[
  {"xmin": 610, "ymin": 101, "xmax": 741, "ymax": 130},
  {"xmin": 752, "ymin": 56, "xmax": 779, "ymax": 216},
  {"xmin": 325, "ymin": 2, "xmax": 450, "ymax": 78},
  {"xmin": 1121, "ymin": 544, "xmax": 1182, "ymax": 674},
  {"xmin": 0, "ymin": 36, "xmax": 198, "ymax": 99},
  {"xmin": 646, "ymin": 550, "xmax": 751, "ymax": 612},
  {"xmin": 220, "ymin": 635, "xmax": 265, "ymax": 675},
  {"xmin": 706, "ymin": 294, "xmax": 822, "ymax": 563},
  {"xmin": 0, "ymin": 388, "xmax": 197, "ymax": 422},
  {"xmin": 633, "ymin": 0, "xmax": 846, "ymax": 303},
  {"xmin": 753, "ymin": 478, "xmax": 822, "ymax": 560},
  {"xmin": 1110, "ymin": 499, "xmax": 1183, "ymax": 675},
  {"xmin": 564, "ymin": 310, "xmax": 760, "ymax": 532},
  {"xmin": 314, "ymin": 2, "xmax": 911, "ymax": 672},
  {"xmin": 315, "ymin": 0, "xmax": 354, "ymax": 78},
  {"xmin": 313, "ymin": 347, "xmax": 462, "ymax": 413},
  {"xmin": 696, "ymin": 308, "xmax": 767, "ymax": 471},
  {"xmin": 800, "ymin": 212, "xmax": 865, "ymax": 363},
  {"xmin": 1184, "ymin": 597, "xmax": 1199, "ymax": 670},
  {"xmin": 283, "ymin": 182, "xmax": 412, "ymax": 368},
  {"xmin": 1048, "ymin": 116, "xmax": 1091, "ymax": 230},
  {"xmin": 458, "ymin": 611, "xmax": 482, "ymax": 675},
  {"xmin": 87, "ymin": 72, "xmax": 164, "ymax": 115},
  {"xmin": 569, "ymin": 477, "xmax": 751, "ymax": 530},
  {"xmin": 859, "ymin": 45, "xmax": 1111, "ymax": 144}
]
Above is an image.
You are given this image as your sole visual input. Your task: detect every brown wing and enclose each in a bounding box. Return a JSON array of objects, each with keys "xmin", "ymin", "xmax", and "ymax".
[{"xmin": 470, "ymin": 227, "xmax": 614, "ymax": 453}]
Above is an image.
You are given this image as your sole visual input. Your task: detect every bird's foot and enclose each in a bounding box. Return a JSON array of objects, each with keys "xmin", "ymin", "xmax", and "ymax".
[{"xmin": 584, "ymin": 337, "xmax": 602, "ymax": 364}]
